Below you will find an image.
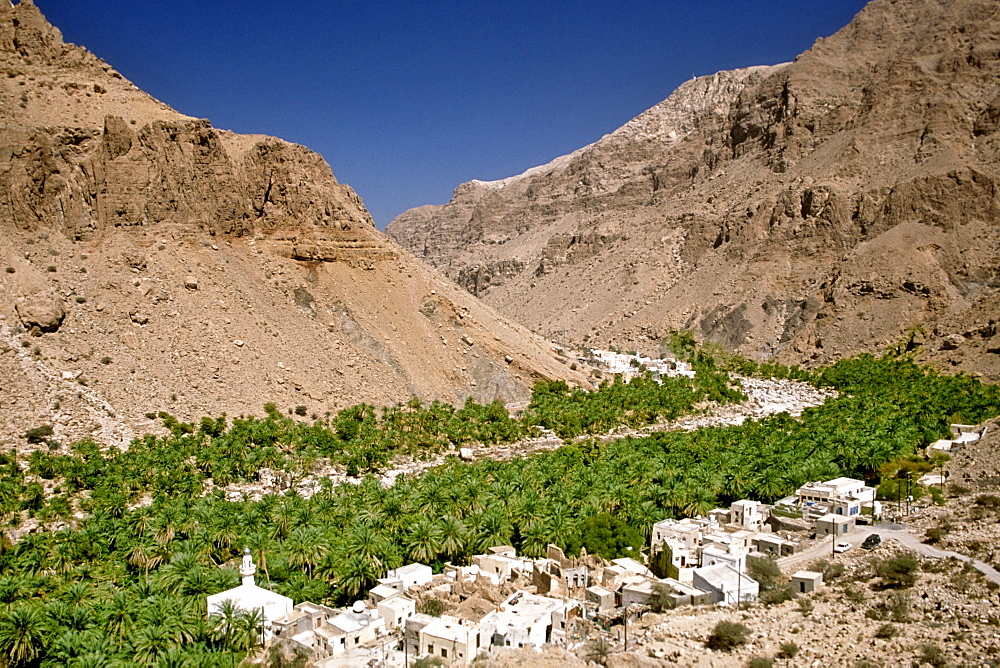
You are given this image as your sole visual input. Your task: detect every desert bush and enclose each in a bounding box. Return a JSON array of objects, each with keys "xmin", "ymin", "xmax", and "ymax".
[
  {"xmin": 975, "ymin": 494, "xmax": 1000, "ymax": 510},
  {"xmin": 875, "ymin": 555, "xmax": 919, "ymax": 588},
  {"xmin": 100, "ymin": 356, "xmax": 112, "ymax": 365},
  {"xmin": 797, "ymin": 598, "xmax": 814, "ymax": 615},
  {"xmin": 747, "ymin": 658, "xmax": 773, "ymax": 668},
  {"xmin": 778, "ymin": 642, "xmax": 799, "ymax": 659},
  {"xmin": 874, "ymin": 623, "xmax": 897, "ymax": 639},
  {"xmin": 844, "ymin": 585, "xmax": 868, "ymax": 603},
  {"xmin": 586, "ymin": 637, "xmax": 611, "ymax": 666},
  {"xmin": 947, "ymin": 483, "xmax": 970, "ymax": 496},
  {"xmin": 706, "ymin": 620, "xmax": 749, "ymax": 651},
  {"xmin": 917, "ymin": 644, "xmax": 946, "ymax": 668},
  {"xmin": 866, "ymin": 591, "xmax": 911, "ymax": 622},
  {"xmin": 24, "ymin": 424, "xmax": 54, "ymax": 444},
  {"xmin": 417, "ymin": 597, "xmax": 444, "ymax": 617}
]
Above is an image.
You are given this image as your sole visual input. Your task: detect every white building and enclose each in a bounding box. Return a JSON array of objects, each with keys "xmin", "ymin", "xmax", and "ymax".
[
  {"xmin": 479, "ymin": 591, "xmax": 578, "ymax": 650},
  {"xmin": 692, "ymin": 564, "xmax": 759, "ymax": 606},
  {"xmin": 418, "ymin": 617, "xmax": 482, "ymax": 664},
  {"xmin": 796, "ymin": 477, "xmax": 875, "ymax": 519},
  {"xmin": 383, "ymin": 563, "xmax": 434, "ymax": 591},
  {"xmin": 207, "ymin": 548, "xmax": 292, "ymax": 639}
]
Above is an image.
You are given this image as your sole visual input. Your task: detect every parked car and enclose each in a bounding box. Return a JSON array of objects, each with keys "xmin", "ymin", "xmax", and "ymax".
[
  {"xmin": 834, "ymin": 542, "xmax": 852, "ymax": 553},
  {"xmin": 861, "ymin": 534, "xmax": 882, "ymax": 550}
]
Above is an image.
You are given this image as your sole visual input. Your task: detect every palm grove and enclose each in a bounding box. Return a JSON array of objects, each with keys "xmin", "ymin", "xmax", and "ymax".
[{"xmin": 1, "ymin": 349, "xmax": 999, "ymax": 666}]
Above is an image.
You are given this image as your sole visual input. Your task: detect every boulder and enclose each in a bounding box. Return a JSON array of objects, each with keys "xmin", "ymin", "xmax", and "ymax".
[{"xmin": 15, "ymin": 291, "xmax": 66, "ymax": 332}]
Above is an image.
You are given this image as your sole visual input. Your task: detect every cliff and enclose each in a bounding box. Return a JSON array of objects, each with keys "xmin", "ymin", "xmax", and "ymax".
[
  {"xmin": 0, "ymin": 1, "xmax": 587, "ymax": 449},
  {"xmin": 388, "ymin": 0, "xmax": 1000, "ymax": 379}
]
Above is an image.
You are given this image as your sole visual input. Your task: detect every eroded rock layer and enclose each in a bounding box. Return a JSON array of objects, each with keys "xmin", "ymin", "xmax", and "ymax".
[
  {"xmin": 388, "ymin": 0, "xmax": 1000, "ymax": 379},
  {"xmin": 0, "ymin": 1, "xmax": 587, "ymax": 449}
]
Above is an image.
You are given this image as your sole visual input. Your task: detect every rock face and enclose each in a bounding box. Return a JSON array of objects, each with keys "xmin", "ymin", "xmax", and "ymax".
[
  {"xmin": 0, "ymin": 2, "xmax": 587, "ymax": 449},
  {"xmin": 388, "ymin": 0, "xmax": 1000, "ymax": 379}
]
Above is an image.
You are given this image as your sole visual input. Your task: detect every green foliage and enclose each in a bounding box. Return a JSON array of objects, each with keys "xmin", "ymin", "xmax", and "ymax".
[
  {"xmin": 747, "ymin": 555, "xmax": 793, "ymax": 605},
  {"xmin": 648, "ymin": 582, "xmax": 677, "ymax": 612},
  {"xmin": 417, "ymin": 598, "xmax": 444, "ymax": 617},
  {"xmin": 0, "ymin": 354, "xmax": 997, "ymax": 665},
  {"xmin": 874, "ymin": 623, "xmax": 897, "ymax": 639},
  {"xmin": 748, "ymin": 658, "xmax": 773, "ymax": 668},
  {"xmin": 917, "ymin": 643, "xmax": 947, "ymax": 668},
  {"xmin": 706, "ymin": 620, "xmax": 749, "ymax": 651},
  {"xmin": 875, "ymin": 555, "xmax": 919, "ymax": 589},
  {"xmin": 566, "ymin": 514, "xmax": 644, "ymax": 560},
  {"xmin": 778, "ymin": 642, "xmax": 799, "ymax": 659}
]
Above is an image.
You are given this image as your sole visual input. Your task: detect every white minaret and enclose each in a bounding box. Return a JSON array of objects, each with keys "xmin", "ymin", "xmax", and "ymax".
[{"xmin": 240, "ymin": 547, "xmax": 256, "ymax": 587}]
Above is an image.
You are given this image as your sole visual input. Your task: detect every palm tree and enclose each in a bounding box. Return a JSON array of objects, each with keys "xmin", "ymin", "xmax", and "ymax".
[
  {"xmin": 0, "ymin": 605, "xmax": 49, "ymax": 666},
  {"xmin": 101, "ymin": 590, "xmax": 134, "ymax": 640},
  {"xmin": 284, "ymin": 527, "xmax": 327, "ymax": 578},
  {"xmin": 437, "ymin": 515, "xmax": 467, "ymax": 562},
  {"xmin": 405, "ymin": 520, "xmax": 442, "ymax": 564},
  {"xmin": 335, "ymin": 554, "xmax": 377, "ymax": 600},
  {"xmin": 210, "ymin": 598, "xmax": 241, "ymax": 651},
  {"xmin": 235, "ymin": 607, "xmax": 266, "ymax": 651}
]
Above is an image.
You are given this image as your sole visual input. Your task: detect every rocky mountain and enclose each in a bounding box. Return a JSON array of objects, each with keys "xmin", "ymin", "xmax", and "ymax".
[
  {"xmin": 388, "ymin": 0, "xmax": 1000, "ymax": 380},
  {"xmin": 0, "ymin": 1, "xmax": 587, "ymax": 450}
]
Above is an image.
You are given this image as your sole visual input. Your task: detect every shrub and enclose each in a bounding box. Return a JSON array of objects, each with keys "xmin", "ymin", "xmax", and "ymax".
[
  {"xmin": 46, "ymin": 265, "xmax": 56, "ymax": 273},
  {"xmin": 75, "ymin": 296, "xmax": 86, "ymax": 303},
  {"xmin": 947, "ymin": 483, "xmax": 971, "ymax": 496},
  {"xmin": 4, "ymin": 267, "xmax": 13, "ymax": 273},
  {"xmin": 875, "ymin": 555, "xmax": 919, "ymax": 588},
  {"xmin": 418, "ymin": 597, "xmax": 444, "ymax": 617},
  {"xmin": 924, "ymin": 525, "xmax": 950, "ymax": 544},
  {"xmin": 816, "ymin": 559, "xmax": 845, "ymax": 581},
  {"xmin": 24, "ymin": 424, "xmax": 55, "ymax": 444},
  {"xmin": 975, "ymin": 494, "xmax": 1000, "ymax": 510},
  {"xmin": 294, "ymin": 405, "xmax": 307, "ymax": 416},
  {"xmin": 706, "ymin": 620, "xmax": 749, "ymax": 651},
  {"xmin": 748, "ymin": 658, "xmax": 773, "ymax": 668},
  {"xmin": 649, "ymin": 581, "xmax": 677, "ymax": 612},
  {"xmin": 797, "ymin": 598, "xmax": 814, "ymax": 615},
  {"xmin": 844, "ymin": 585, "xmax": 867, "ymax": 603},
  {"xmin": 100, "ymin": 356, "xmax": 112, "ymax": 365},
  {"xmin": 874, "ymin": 623, "xmax": 896, "ymax": 639},
  {"xmin": 778, "ymin": 642, "xmax": 799, "ymax": 659},
  {"xmin": 917, "ymin": 644, "xmax": 946, "ymax": 668}
]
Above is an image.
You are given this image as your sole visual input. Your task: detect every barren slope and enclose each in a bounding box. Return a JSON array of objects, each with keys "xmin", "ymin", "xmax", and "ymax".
[
  {"xmin": 0, "ymin": 1, "xmax": 587, "ymax": 450},
  {"xmin": 388, "ymin": 0, "xmax": 1000, "ymax": 379}
]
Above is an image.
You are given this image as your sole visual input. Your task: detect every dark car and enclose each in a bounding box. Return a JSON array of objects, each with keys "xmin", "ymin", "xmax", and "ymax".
[{"xmin": 861, "ymin": 534, "xmax": 881, "ymax": 550}]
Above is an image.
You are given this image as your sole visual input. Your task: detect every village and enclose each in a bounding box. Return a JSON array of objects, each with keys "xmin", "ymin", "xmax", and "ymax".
[{"xmin": 202, "ymin": 414, "xmax": 982, "ymax": 668}]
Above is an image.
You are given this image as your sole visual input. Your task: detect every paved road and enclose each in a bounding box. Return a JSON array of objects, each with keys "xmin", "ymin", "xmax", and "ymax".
[{"xmin": 779, "ymin": 524, "xmax": 1000, "ymax": 585}]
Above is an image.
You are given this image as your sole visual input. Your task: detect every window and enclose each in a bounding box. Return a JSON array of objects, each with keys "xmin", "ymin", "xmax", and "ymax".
[{"xmin": 442, "ymin": 649, "xmax": 447, "ymax": 658}]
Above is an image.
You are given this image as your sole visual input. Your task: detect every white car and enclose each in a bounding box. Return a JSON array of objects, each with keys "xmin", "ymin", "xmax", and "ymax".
[{"xmin": 834, "ymin": 542, "xmax": 852, "ymax": 553}]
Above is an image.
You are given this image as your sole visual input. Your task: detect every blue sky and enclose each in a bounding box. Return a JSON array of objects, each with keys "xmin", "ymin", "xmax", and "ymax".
[{"xmin": 39, "ymin": 1, "xmax": 869, "ymax": 228}]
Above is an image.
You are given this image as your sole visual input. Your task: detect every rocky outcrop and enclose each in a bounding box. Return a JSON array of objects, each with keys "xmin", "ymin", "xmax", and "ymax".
[
  {"xmin": 388, "ymin": 0, "xmax": 1000, "ymax": 379},
  {"xmin": 0, "ymin": 1, "xmax": 588, "ymax": 449},
  {"xmin": 14, "ymin": 291, "xmax": 65, "ymax": 332}
]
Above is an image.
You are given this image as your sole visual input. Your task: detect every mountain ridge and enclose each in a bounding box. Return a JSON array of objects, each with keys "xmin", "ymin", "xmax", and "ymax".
[
  {"xmin": 387, "ymin": 0, "xmax": 1000, "ymax": 379},
  {"xmin": 0, "ymin": 1, "xmax": 588, "ymax": 451}
]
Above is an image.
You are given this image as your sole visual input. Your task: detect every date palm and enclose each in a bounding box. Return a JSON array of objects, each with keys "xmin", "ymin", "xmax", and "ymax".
[
  {"xmin": 405, "ymin": 519, "xmax": 442, "ymax": 564},
  {"xmin": 0, "ymin": 605, "xmax": 49, "ymax": 666}
]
